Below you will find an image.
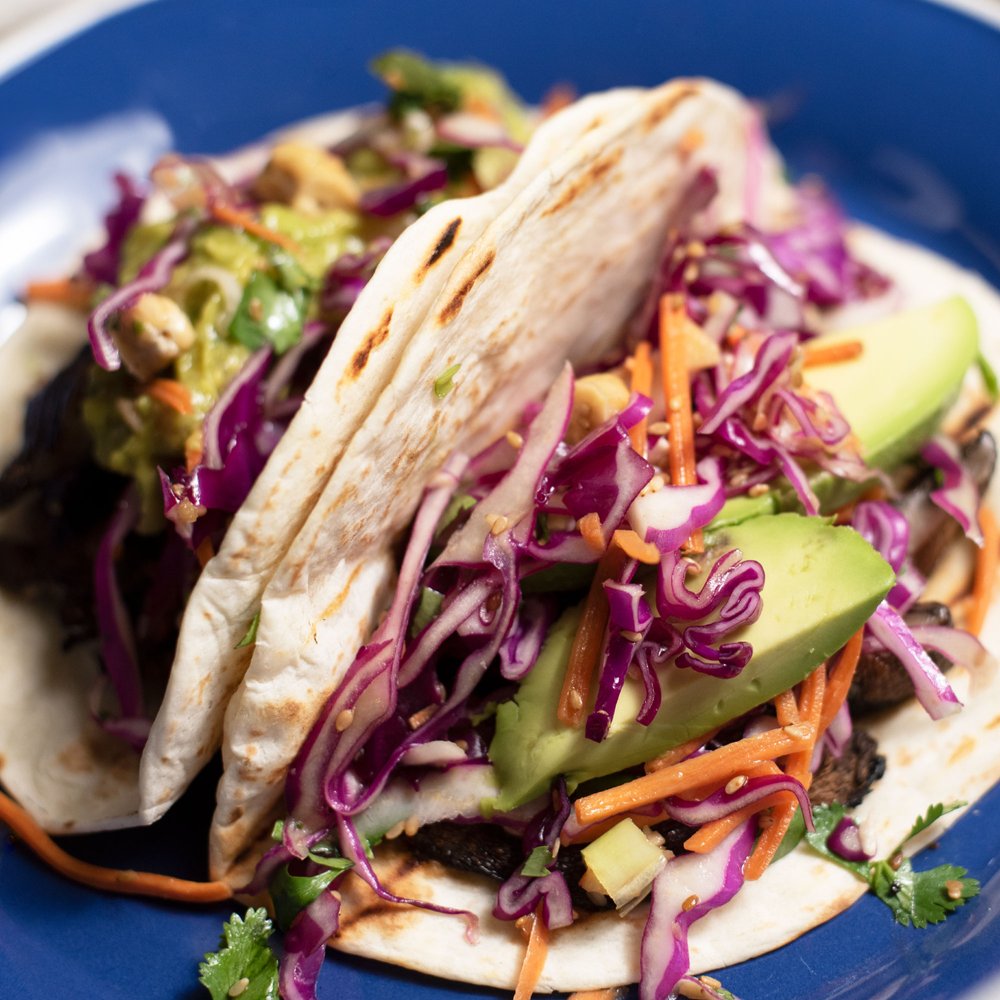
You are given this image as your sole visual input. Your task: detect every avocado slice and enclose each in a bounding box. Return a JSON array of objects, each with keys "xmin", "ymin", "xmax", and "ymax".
[
  {"xmin": 488, "ymin": 513, "xmax": 894, "ymax": 811},
  {"xmin": 709, "ymin": 295, "xmax": 980, "ymax": 528}
]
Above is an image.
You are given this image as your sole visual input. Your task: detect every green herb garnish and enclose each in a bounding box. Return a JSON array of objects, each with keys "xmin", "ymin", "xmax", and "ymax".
[
  {"xmin": 521, "ymin": 845, "xmax": 554, "ymax": 878},
  {"xmin": 806, "ymin": 802, "xmax": 979, "ymax": 928},
  {"xmin": 230, "ymin": 271, "xmax": 304, "ymax": 354},
  {"xmin": 198, "ymin": 909, "xmax": 279, "ymax": 1000},
  {"xmin": 235, "ymin": 610, "xmax": 261, "ymax": 649},
  {"xmin": 433, "ymin": 363, "xmax": 461, "ymax": 399}
]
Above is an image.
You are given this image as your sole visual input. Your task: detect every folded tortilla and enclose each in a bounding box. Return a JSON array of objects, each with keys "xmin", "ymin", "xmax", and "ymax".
[
  {"xmin": 326, "ymin": 228, "xmax": 1000, "ymax": 990},
  {"xmin": 0, "ymin": 89, "xmax": 647, "ymax": 834},
  {"xmin": 215, "ymin": 80, "xmax": 1000, "ymax": 987},
  {"xmin": 210, "ymin": 78, "xmax": 793, "ymax": 879}
]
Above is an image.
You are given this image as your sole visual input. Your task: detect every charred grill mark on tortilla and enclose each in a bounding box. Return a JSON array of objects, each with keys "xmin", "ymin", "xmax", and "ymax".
[
  {"xmin": 345, "ymin": 307, "xmax": 395, "ymax": 381},
  {"xmin": 641, "ymin": 83, "xmax": 698, "ymax": 131},
  {"xmin": 423, "ymin": 218, "xmax": 462, "ymax": 270},
  {"xmin": 436, "ymin": 250, "xmax": 497, "ymax": 325},
  {"xmin": 539, "ymin": 146, "xmax": 624, "ymax": 218}
]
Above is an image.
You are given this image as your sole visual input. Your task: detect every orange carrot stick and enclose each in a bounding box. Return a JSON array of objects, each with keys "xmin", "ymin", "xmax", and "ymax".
[
  {"xmin": 513, "ymin": 906, "xmax": 550, "ymax": 1000},
  {"xmin": 611, "ymin": 529, "xmax": 661, "ymax": 566},
  {"xmin": 644, "ymin": 727, "xmax": 723, "ymax": 773},
  {"xmin": 628, "ymin": 341, "xmax": 654, "ymax": 455},
  {"xmin": 818, "ymin": 629, "xmax": 864, "ymax": 735},
  {"xmin": 968, "ymin": 506, "xmax": 999, "ymax": 636},
  {"xmin": 574, "ymin": 725, "xmax": 812, "ymax": 826},
  {"xmin": 146, "ymin": 378, "xmax": 194, "ymax": 415},
  {"xmin": 744, "ymin": 667, "xmax": 827, "ymax": 880},
  {"xmin": 556, "ymin": 545, "xmax": 628, "ymax": 727},
  {"xmin": 211, "ymin": 202, "xmax": 302, "ymax": 254},
  {"xmin": 684, "ymin": 788, "xmax": 797, "ymax": 855},
  {"xmin": 24, "ymin": 277, "xmax": 94, "ymax": 311},
  {"xmin": 578, "ymin": 513, "xmax": 606, "ymax": 554},
  {"xmin": 659, "ymin": 294, "xmax": 702, "ymax": 553},
  {"xmin": 774, "ymin": 689, "xmax": 800, "ymax": 727},
  {"xmin": 802, "ymin": 340, "xmax": 863, "ymax": 368},
  {"xmin": 0, "ymin": 790, "xmax": 231, "ymax": 902}
]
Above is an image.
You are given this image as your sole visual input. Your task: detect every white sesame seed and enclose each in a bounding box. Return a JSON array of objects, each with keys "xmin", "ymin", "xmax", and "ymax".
[
  {"xmin": 648, "ymin": 421, "xmax": 671, "ymax": 436},
  {"xmin": 228, "ymin": 978, "xmax": 250, "ymax": 998},
  {"xmin": 700, "ymin": 975, "xmax": 723, "ymax": 989},
  {"xmin": 335, "ymin": 708, "xmax": 355, "ymax": 732},
  {"xmin": 506, "ymin": 430, "xmax": 524, "ymax": 449},
  {"xmin": 484, "ymin": 513, "xmax": 509, "ymax": 535},
  {"xmin": 569, "ymin": 690, "xmax": 584, "ymax": 711},
  {"xmin": 404, "ymin": 815, "xmax": 420, "ymax": 837},
  {"xmin": 681, "ymin": 894, "xmax": 700, "ymax": 912},
  {"xmin": 747, "ymin": 483, "xmax": 770, "ymax": 497},
  {"xmin": 385, "ymin": 821, "xmax": 406, "ymax": 840},
  {"xmin": 783, "ymin": 724, "xmax": 809, "ymax": 740},
  {"xmin": 725, "ymin": 775, "xmax": 748, "ymax": 795},
  {"xmin": 945, "ymin": 879, "xmax": 964, "ymax": 900}
]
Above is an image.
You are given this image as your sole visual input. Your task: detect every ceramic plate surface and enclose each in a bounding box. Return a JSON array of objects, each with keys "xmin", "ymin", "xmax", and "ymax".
[{"xmin": 1, "ymin": 1, "xmax": 999, "ymax": 997}]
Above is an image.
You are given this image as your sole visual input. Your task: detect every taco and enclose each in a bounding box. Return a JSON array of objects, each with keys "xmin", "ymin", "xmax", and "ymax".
[
  {"xmin": 0, "ymin": 53, "xmax": 647, "ymax": 834},
  {"xmin": 216, "ymin": 80, "xmax": 1000, "ymax": 999}
]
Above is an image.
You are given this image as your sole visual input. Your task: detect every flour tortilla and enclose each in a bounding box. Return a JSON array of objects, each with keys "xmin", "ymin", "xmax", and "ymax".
[
  {"xmin": 137, "ymin": 88, "xmax": 650, "ymax": 829},
  {"xmin": 0, "ymin": 90, "xmax": 643, "ymax": 836},
  {"xmin": 210, "ymin": 78, "xmax": 793, "ymax": 880},
  {"xmin": 325, "ymin": 232, "xmax": 1000, "ymax": 990}
]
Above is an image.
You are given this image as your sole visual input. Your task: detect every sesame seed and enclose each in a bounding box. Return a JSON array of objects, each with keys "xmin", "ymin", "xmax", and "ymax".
[
  {"xmin": 700, "ymin": 976, "xmax": 723, "ymax": 989},
  {"xmin": 676, "ymin": 981, "xmax": 707, "ymax": 1000},
  {"xmin": 385, "ymin": 821, "xmax": 406, "ymax": 840},
  {"xmin": 945, "ymin": 879, "xmax": 964, "ymax": 900},
  {"xmin": 620, "ymin": 629, "xmax": 643, "ymax": 643},
  {"xmin": 228, "ymin": 978, "xmax": 250, "ymax": 998},
  {"xmin": 569, "ymin": 690, "xmax": 584, "ymax": 711},
  {"xmin": 408, "ymin": 705, "xmax": 435, "ymax": 729},
  {"xmin": 725, "ymin": 775, "xmax": 748, "ymax": 795},
  {"xmin": 455, "ymin": 739, "xmax": 468, "ymax": 751},
  {"xmin": 648, "ymin": 421, "xmax": 671, "ymax": 436},
  {"xmin": 506, "ymin": 430, "xmax": 524, "ymax": 449},
  {"xmin": 484, "ymin": 513, "xmax": 509, "ymax": 535},
  {"xmin": 404, "ymin": 815, "xmax": 420, "ymax": 837},
  {"xmin": 747, "ymin": 483, "xmax": 770, "ymax": 497},
  {"xmin": 889, "ymin": 852, "xmax": 904, "ymax": 871},
  {"xmin": 681, "ymin": 894, "xmax": 700, "ymax": 912},
  {"xmin": 669, "ymin": 396, "xmax": 684, "ymax": 413},
  {"xmin": 335, "ymin": 708, "xmax": 355, "ymax": 732},
  {"xmin": 783, "ymin": 724, "xmax": 809, "ymax": 740},
  {"xmin": 686, "ymin": 240, "xmax": 706, "ymax": 258},
  {"xmin": 683, "ymin": 263, "xmax": 699, "ymax": 284}
]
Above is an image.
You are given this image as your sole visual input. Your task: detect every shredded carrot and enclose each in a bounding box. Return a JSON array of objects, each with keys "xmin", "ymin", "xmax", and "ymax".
[
  {"xmin": 628, "ymin": 341, "xmax": 654, "ymax": 455},
  {"xmin": 513, "ymin": 906, "xmax": 550, "ymax": 1000},
  {"xmin": 556, "ymin": 545, "xmax": 628, "ymax": 727},
  {"xmin": 659, "ymin": 294, "xmax": 702, "ymax": 553},
  {"xmin": 684, "ymin": 788, "xmax": 796, "ymax": 855},
  {"xmin": 802, "ymin": 339, "xmax": 863, "ymax": 368},
  {"xmin": 578, "ymin": 513, "xmax": 606, "ymax": 554},
  {"xmin": 818, "ymin": 629, "xmax": 864, "ymax": 735},
  {"xmin": 744, "ymin": 667, "xmax": 827, "ymax": 880},
  {"xmin": 574, "ymin": 725, "xmax": 812, "ymax": 826},
  {"xmin": 146, "ymin": 378, "xmax": 194, "ymax": 415},
  {"xmin": 774, "ymin": 688, "xmax": 800, "ymax": 728},
  {"xmin": 968, "ymin": 506, "xmax": 999, "ymax": 636},
  {"xmin": 610, "ymin": 529, "xmax": 661, "ymax": 566},
  {"xmin": 567, "ymin": 991, "xmax": 624, "ymax": 1000},
  {"xmin": 24, "ymin": 277, "xmax": 94, "ymax": 311},
  {"xmin": 196, "ymin": 537, "xmax": 215, "ymax": 568},
  {"xmin": 644, "ymin": 727, "xmax": 723, "ymax": 773},
  {"xmin": 0, "ymin": 790, "xmax": 231, "ymax": 902},
  {"xmin": 211, "ymin": 202, "xmax": 302, "ymax": 254}
]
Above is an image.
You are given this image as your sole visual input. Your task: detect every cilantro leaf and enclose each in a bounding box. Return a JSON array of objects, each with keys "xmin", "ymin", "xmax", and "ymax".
[
  {"xmin": 433, "ymin": 363, "xmax": 461, "ymax": 398},
  {"xmin": 198, "ymin": 909, "xmax": 279, "ymax": 1000},
  {"xmin": 521, "ymin": 845, "xmax": 554, "ymax": 877},
  {"xmin": 235, "ymin": 610, "xmax": 261, "ymax": 650},
  {"xmin": 230, "ymin": 271, "xmax": 304, "ymax": 354},
  {"xmin": 269, "ymin": 864, "xmax": 347, "ymax": 932},
  {"xmin": 805, "ymin": 802, "xmax": 980, "ymax": 928}
]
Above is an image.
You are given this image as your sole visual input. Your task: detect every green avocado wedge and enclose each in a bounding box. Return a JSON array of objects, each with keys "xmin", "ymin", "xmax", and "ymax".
[
  {"xmin": 708, "ymin": 295, "xmax": 980, "ymax": 531},
  {"xmin": 488, "ymin": 513, "xmax": 895, "ymax": 811}
]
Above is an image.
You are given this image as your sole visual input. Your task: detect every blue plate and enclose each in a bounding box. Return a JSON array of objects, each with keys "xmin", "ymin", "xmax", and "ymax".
[{"xmin": 1, "ymin": 1, "xmax": 999, "ymax": 997}]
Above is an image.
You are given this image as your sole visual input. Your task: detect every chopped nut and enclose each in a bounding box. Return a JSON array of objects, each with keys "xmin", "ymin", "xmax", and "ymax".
[
  {"xmin": 253, "ymin": 141, "xmax": 360, "ymax": 212},
  {"xmin": 567, "ymin": 372, "xmax": 631, "ymax": 444},
  {"xmin": 945, "ymin": 879, "xmax": 965, "ymax": 900},
  {"xmin": 115, "ymin": 292, "xmax": 195, "ymax": 381}
]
